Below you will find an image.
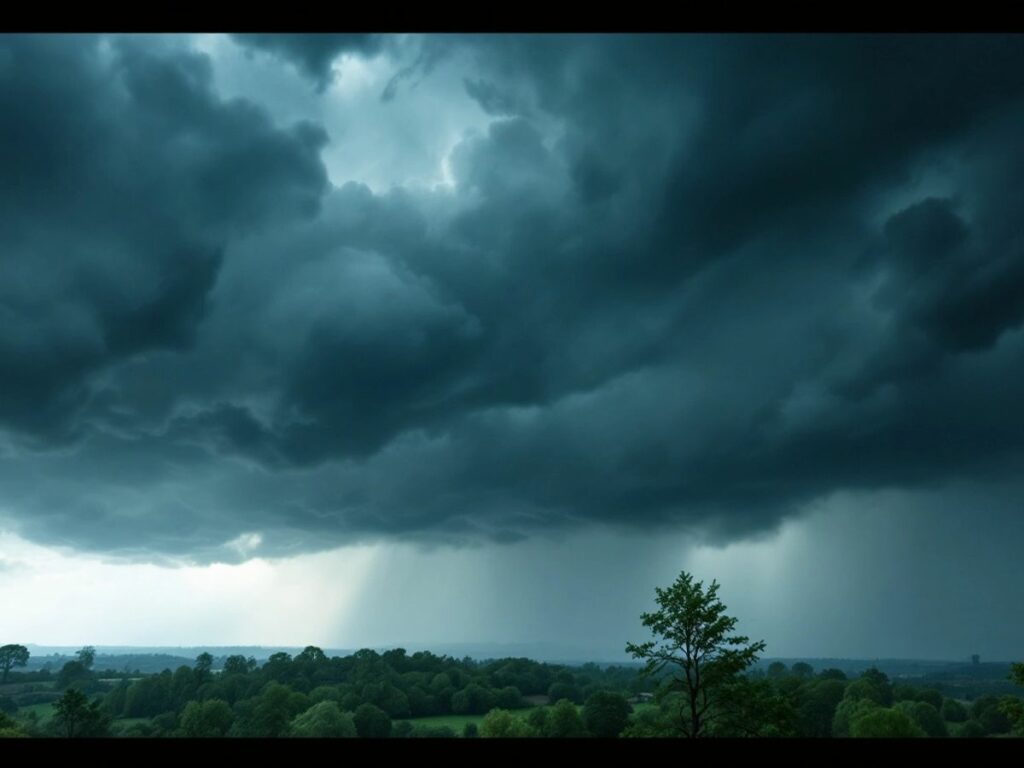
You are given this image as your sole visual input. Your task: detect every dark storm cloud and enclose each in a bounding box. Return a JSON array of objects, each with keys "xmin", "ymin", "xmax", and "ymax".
[
  {"xmin": 2, "ymin": 33, "xmax": 1024, "ymax": 562},
  {"xmin": 0, "ymin": 34, "xmax": 327, "ymax": 445},
  {"xmin": 231, "ymin": 33, "xmax": 385, "ymax": 90}
]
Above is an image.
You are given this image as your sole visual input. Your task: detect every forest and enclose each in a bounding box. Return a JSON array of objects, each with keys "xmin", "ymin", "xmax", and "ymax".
[{"xmin": 2, "ymin": 572, "xmax": 1022, "ymax": 738}]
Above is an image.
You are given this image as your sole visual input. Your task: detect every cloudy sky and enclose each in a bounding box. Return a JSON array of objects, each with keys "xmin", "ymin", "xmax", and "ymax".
[{"xmin": 1, "ymin": 33, "xmax": 1023, "ymax": 661}]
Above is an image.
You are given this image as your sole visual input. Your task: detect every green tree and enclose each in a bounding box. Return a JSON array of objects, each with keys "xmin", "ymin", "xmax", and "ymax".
[
  {"xmin": 708, "ymin": 676, "xmax": 799, "ymax": 737},
  {"xmin": 462, "ymin": 722, "xmax": 479, "ymax": 738},
  {"xmin": 180, "ymin": 699, "xmax": 234, "ymax": 737},
  {"xmin": 1002, "ymin": 663, "xmax": 1024, "ymax": 736},
  {"xmin": 391, "ymin": 721, "xmax": 415, "ymax": 738},
  {"xmin": 971, "ymin": 695, "xmax": 1012, "ymax": 734},
  {"xmin": 625, "ymin": 571, "xmax": 766, "ymax": 738},
  {"xmin": 353, "ymin": 703, "xmax": 391, "ymax": 738},
  {"xmin": 194, "ymin": 653, "xmax": 214, "ymax": 683},
  {"xmin": 480, "ymin": 708, "xmax": 535, "ymax": 737},
  {"xmin": 766, "ymin": 661, "xmax": 788, "ymax": 678},
  {"xmin": 452, "ymin": 682, "xmax": 496, "ymax": 714},
  {"xmin": 288, "ymin": 701, "xmax": 357, "ymax": 737},
  {"xmin": 941, "ymin": 698, "xmax": 968, "ymax": 723},
  {"xmin": 796, "ymin": 678, "xmax": 846, "ymax": 737},
  {"xmin": 56, "ymin": 660, "xmax": 90, "ymax": 690},
  {"xmin": 230, "ymin": 682, "xmax": 302, "ymax": 737},
  {"xmin": 546, "ymin": 698, "xmax": 586, "ymax": 737},
  {"xmin": 495, "ymin": 685, "xmax": 523, "ymax": 709},
  {"xmin": 895, "ymin": 700, "xmax": 947, "ymax": 738},
  {"xmin": 621, "ymin": 704, "xmax": 677, "ymax": 738},
  {"xmin": 526, "ymin": 705, "xmax": 549, "ymax": 733},
  {"xmin": 850, "ymin": 708, "xmax": 926, "ymax": 738},
  {"xmin": 832, "ymin": 698, "xmax": 880, "ymax": 737},
  {"xmin": 1011, "ymin": 663, "xmax": 1024, "ymax": 687},
  {"xmin": 0, "ymin": 711, "xmax": 28, "ymax": 738},
  {"xmin": 855, "ymin": 668, "xmax": 893, "ymax": 706},
  {"xmin": 76, "ymin": 646, "xmax": 96, "ymax": 671},
  {"xmin": 791, "ymin": 662, "xmax": 814, "ymax": 679},
  {"xmin": 53, "ymin": 687, "xmax": 110, "ymax": 738},
  {"xmin": 0, "ymin": 644, "xmax": 29, "ymax": 683},
  {"xmin": 583, "ymin": 691, "xmax": 632, "ymax": 738},
  {"xmin": 957, "ymin": 719, "xmax": 986, "ymax": 738},
  {"xmin": 223, "ymin": 655, "xmax": 256, "ymax": 675}
]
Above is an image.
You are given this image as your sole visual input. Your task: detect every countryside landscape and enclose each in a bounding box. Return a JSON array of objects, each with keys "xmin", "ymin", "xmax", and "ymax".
[
  {"xmin": 1, "ymin": 33, "xmax": 1023, "ymax": 740},
  {"xmin": 2, "ymin": 572, "xmax": 1023, "ymax": 738}
]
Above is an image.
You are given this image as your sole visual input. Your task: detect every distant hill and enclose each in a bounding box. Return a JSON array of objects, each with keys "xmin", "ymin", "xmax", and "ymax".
[{"xmin": 21, "ymin": 641, "xmax": 639, "ymax": 672}]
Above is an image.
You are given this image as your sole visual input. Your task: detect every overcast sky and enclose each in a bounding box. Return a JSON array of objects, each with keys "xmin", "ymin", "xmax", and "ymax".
[{"xmin": 1, "ymin": 33, "xmax": 1022, "ymax": 661}]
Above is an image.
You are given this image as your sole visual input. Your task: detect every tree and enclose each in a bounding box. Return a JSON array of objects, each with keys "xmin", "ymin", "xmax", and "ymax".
[
  {"xmin": 480, "ymin": 708, "xmax": 535, "ymax": 737},
  {"xmin": 941, "ymin": 698, "xmax": 968, "ymax": 723},
  {"xmin": 53, "ymin": 687, "xmax": 110, "ymax": 738},
  {"xmin": 895, "ymin": 700, "xmax": 947, "ymax": 738},
  {"xmin": 766, "ymin": 661, "xmax": 788, "ymax": 678},
  {"xmin": 495, "ymin": 685, "xmax": 523, "ymax": 709},
  {"xmin": 1011, "ymin": 662, "xmax": 1024, "ymax": 688},
  {"xmin": 288, "ymin": 701, "xmax": 357, "ymax": 737},
  {"xmin": 796, "ymin": 678, "xmax": 846, "ymax": 737},
  {"xmin": 625, "ymin": 571, "xmax": 766, "ymax": 738},
  {"xmin": 1002, "ymin": 663, "xmax": 1024, "ymax": 736},
  {"xmin": 353, "ymin": 703, "xmax": 391, "ymax": 738},
  {"xmin": 0, "ymin": 645, "xmax": 29, "ymax": 683},
  {"xmin": 583, "ymin": 691, "xmax": 632, "ymax": 738},
  {"xmin": 971, "ymin": 695, "xmax": 1012, "ymax": 734},
  {"xmin": 850, "ymin": 708, "xmax": 925, "ymax": 738},
  {"xmin": 223, "ymin": 655, "xmax": 256, "ymax": 675},
  {"xmin": 194, "ymin": 653, "xmax": 214, "ymax": 682},
  {"xmin": 546, "ymin": 698, "xmax": 586, "ymax": 737},
  {"xmin": 791, "ymin": 662, "xmax": 814, "ymax": 679},
  {"xmin": 832, "ymin": 698, "xmax": 879, "ymax": 737},
  {"xmin": 76, "ymin": 646, "xmax": 96, "ymax": 671},
  {"xmin": 56, "ymin": 660, "xmax": 90, "ymax": 690},
  {"xmin": 957, "ymin": 719, "xmax": 986, "ymax": 738},
  {"xmin": 179, "ymin": 699, "xmax": 234, "ymax": 737}
]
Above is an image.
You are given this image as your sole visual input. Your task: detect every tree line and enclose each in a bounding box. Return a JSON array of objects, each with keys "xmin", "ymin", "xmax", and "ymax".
[{"xmin": 2, "ymin": 570, "xmax": 1022, "ymax": 738}]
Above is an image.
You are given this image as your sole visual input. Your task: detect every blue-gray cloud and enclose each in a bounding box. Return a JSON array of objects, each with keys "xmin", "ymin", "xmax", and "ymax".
[
  {"xmin": 1, "ymin": 34, "xmax": 1024, "ymax": 565},
  {"xmin": 231, "ymin": 33, "xmax": 386, "ymax": 91}
]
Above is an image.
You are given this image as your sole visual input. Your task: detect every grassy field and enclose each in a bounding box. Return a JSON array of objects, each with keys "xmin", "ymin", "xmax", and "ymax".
[
  {"xmin": 399, "ymin": 712, "xmax": 490, "ymax": 731},
  {"xmin": 14, "ymin": 702, "xmax": 56, "ymax": 725}
]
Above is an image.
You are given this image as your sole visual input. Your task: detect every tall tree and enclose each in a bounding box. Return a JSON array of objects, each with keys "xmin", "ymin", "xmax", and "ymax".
[
  {"xmin": 626, "ymin": 571, "xmax": 766, "ymax": 738},
  {"xmin": 0, "ymin": 644, "xmax": 29, "ymax": 683},
  {"xmin": 76, "ymin": 646, "xmax": 96, "ymax": 671},
  {"xmin": 53, "ymin": 688, "xmax": 110, "ymax": 738}
]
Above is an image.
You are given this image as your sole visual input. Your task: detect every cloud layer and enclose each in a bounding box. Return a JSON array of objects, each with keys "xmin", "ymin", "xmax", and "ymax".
[{"xmin": 2, "ymin": 34, "xmax": 1024, "ymax": 564}]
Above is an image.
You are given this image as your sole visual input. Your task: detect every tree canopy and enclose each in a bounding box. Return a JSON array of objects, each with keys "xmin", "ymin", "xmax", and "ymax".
[
  {"xmin": 625, "ymin": 571, "xmax": 766, "ymax": 737},
  {"xmin": 0, "ymin": 645, "xmax": 29, "ymax": 684}
]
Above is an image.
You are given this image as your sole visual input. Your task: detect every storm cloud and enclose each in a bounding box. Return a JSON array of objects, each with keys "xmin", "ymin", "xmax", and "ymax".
[{"xmin": 2, "ymin": 33, "xmax": 1024, "ymax": 565}]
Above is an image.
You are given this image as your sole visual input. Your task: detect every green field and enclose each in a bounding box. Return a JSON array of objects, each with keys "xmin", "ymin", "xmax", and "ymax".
[
  {"xmin": 14, "ymin": 702, "xmax": 56, "ymax": 725},
  {"xmin": 399, "ymin": 712, "xmax": 490, "ymax": 731}
]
